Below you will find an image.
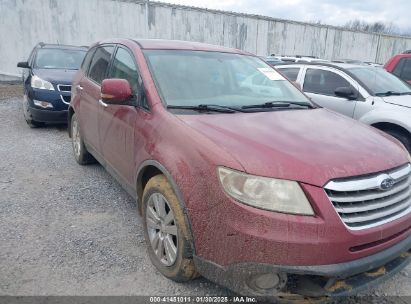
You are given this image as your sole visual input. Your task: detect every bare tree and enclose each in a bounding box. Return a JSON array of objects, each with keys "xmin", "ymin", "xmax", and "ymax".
[{"xmin": 343, "ymin": 19, "xmax": 407, "ymax": 36}]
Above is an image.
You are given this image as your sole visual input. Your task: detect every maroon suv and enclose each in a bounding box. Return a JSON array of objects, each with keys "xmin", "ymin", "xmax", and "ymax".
[{"xmin": 69, "ymin": 38, "xmax": 411, "ymax": 298}]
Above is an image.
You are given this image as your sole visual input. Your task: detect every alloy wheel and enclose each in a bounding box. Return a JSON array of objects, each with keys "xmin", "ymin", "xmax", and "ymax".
[
  {"xmin": 146, "ymin": 193, "xmax": 178, "ymax": 266},
  {"xmin": 72, "ymin": 119, "xmax": 81, "ymax": 158}
]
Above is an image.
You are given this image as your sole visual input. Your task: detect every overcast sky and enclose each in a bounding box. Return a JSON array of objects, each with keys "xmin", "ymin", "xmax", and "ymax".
[{"xmin": 165, "ymin": 0, "xmax": 410, "ymax": 31}]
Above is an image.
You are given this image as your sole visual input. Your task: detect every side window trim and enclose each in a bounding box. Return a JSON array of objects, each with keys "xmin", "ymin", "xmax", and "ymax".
[
  {"xmin": 29, "ymin": 48, "xmax": 39, "ymax": 68},
  {"xmin": 109, "ymin": 45, "xmax": 141, "ymax": 86},
  {"xmin": 82, "ymin": 47, "xmax": 97, "ymax": 76},
  {"xmin": 110, "ymin": 44, "xmax": 149, "ymax": 111},
  {"xmin": 303, "ymin": 66, "xmax": 366, "ymax": 100},
  {"xmin": 86, "ymin": 44, "xmax": 116, "ymax": 86}
]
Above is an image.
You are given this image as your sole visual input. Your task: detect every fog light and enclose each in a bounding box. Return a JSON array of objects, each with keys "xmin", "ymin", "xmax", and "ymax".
[
  {"xmin": 33, "ymin": 100, "xmax": 53, "ymax": 109},
  {"xmin": 247, "ymin": 272, "xmax": 287, "ymax": 293}
]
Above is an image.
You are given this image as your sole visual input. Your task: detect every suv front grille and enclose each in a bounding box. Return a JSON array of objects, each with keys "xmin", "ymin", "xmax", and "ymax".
[
  {"xmin": 61, "ymin": 95, "xmax": 71, "ymax": 104},
  {"xmin": 57, "ymin": 84, "xmax": 71, "ymax": 92},
  {"xmin": 324, "ymin": 164, "xmax": 411, "ymax": 230}
]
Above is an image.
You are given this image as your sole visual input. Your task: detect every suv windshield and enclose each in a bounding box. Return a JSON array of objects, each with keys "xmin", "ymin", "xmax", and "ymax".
[
  {"xmin": 348, "ymin": 66, "xmax": 411, "ymax": 96},
  {"xmin": 35, "ymin": 48, "xmax": 86, "ymax": 70},
  {"xmin": 144, "ymin": 50, "xmax": 311, "ymax": 109}
]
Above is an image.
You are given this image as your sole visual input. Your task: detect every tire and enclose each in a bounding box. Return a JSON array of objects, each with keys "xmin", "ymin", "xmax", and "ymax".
[
  {"xmin": 385, "ymin": 129, "xmax": 411, "ymax": 153},
  {"xmin": 70, "ymin": 113, "xmax": 95, "ymax": 165},
  {"xmin": 142, "ymin": 174, "xmax": 198, "ymax": 282},
  {"xmin": 23, "ymin": 95, "xmax": 44, "ymax": 128}
]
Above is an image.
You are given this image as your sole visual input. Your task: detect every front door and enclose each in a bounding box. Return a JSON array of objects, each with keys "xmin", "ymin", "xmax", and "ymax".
[
  {"xmin": 80, "ymin": 45, "xmax": 114, "ymax": 154},
  {"xmin": 98, "ymin": 46, "xmax": 141, "ymax": 186},
  {"xmin": 301, "ymin": 67, "xmax": 359, "ymax": 117}
]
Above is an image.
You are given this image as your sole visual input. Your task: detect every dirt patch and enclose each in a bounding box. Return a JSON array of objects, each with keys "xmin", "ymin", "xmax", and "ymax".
[{"xmin": 0, "ymin": 84, "xmax": 23, "ymax": 100}]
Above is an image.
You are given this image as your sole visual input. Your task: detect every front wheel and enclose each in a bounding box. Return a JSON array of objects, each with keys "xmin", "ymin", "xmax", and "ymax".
[
  {"xmin": 142, "ymin": 174, "xmax": 198, "ymax": 282},
  {"xmin": 70, "ymin": 113, "xmax": 95, "ymax": 165}
]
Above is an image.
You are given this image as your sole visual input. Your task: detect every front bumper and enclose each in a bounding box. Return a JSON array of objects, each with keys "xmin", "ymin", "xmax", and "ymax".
[
  {"xmin": 29, "ymin": 106, "xmax": 68, "ymax": 123},
  {"xmin": 194, "ymin": 234, "xmax": 411, "ymax": 297},
  {"xmin": 25, "ymin": 87, "xmax": 70, "ymax": 123}
]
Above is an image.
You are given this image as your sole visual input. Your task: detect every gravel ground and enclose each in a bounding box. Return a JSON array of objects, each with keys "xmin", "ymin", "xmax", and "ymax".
[
  {"xmin": 0, "ymin": 94, "xmax": 410, "ymax": 303},
  {"xmin": 0, "ymin": 84, "xmax": 23, "ymax": 100}
]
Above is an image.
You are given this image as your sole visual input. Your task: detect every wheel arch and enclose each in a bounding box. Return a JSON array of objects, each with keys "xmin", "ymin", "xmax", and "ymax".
[
  {"xmin": 136, "ymin": 160, "xmax": 197, "ymax": 254},
  {"xmin": 371, "ymin": 122, "xmax": 411, "ymax": 138}
]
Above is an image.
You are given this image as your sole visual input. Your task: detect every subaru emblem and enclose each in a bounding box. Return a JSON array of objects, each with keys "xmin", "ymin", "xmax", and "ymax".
[{"xmin": 380, "ymin": 178, "xmax": 395, "ymax": 191}]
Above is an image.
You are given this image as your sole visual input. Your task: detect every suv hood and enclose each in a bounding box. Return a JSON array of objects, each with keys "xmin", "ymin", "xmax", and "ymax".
[
  {"xmin": 178, "ymin": 108, "xmax": 408, "ymax": 187},
  {"xmin": 381, "ymin": 95, "xmax": 411, "ymax": 108},
  {"xmin": 33, "ymin": 68, "xmax": 77, "ymax": 84}
]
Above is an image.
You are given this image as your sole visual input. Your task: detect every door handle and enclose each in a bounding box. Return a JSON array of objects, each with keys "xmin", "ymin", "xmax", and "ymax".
[
  {"xmin": 76, "ymin": 85, "xmax": 83, "ymax": 91},
  {"xmin": 99, "ymin": 99, "xmax": 108, "ymax": 108}
]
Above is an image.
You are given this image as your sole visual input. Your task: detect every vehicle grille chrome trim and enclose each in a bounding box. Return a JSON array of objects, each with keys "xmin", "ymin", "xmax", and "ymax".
[
  {"xmin": 60, "ymin": 95, "xmax": 71, "ymax": 104},
  {"xmin": 324, "ymin": 163, "xmax": 411, "ymax": 230},
  {"xmin": 57, "ymin": 84, "xmax": 71, "ymax": 92},
  {"xmin": 325, "ymin": 165, "xmax": 411, "ymax": 192}
]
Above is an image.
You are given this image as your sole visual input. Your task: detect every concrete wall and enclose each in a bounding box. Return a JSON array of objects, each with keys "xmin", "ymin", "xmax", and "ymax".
[{"xmin": 2, "ymin": 0, "xmax": 411, "ymax": 80}]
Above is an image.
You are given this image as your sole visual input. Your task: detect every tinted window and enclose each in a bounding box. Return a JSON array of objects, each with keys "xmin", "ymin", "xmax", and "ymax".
[
  {"xmin": 280, "ymin": 68, "xmax": 299, "ymax": 81},
  {"xmin": 393, "ymin": 58, "xmax": 405, "ymax": 77},
  {"xmin": 401, "ymin": 59, "xmax": 411, "ymax": 81},
  {"xmin": 304, "ymin": 69, "xmax": 351, "ymax": 96},
  {"xmin": 81, "ymin": 48, "xmax": 95, "ymax": 73},
  {"xmin": 348, "ymin": 66, "xmax": 411, "ymax": 95},
  {"xmin": 34, "ymin": 48, "xmax": 86, "ymax": 70},
  {"xmin": 88, "ymin": 46, "xmax": 114, "ymax": 84},
  {"xmin": 109, "ymin": 47, "xmax": 139, "ymax": 93}
]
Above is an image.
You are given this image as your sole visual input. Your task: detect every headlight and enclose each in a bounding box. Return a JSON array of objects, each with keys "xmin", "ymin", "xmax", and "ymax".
[
  {"xmin": 218, "ymin": 167, "xmax": 314, "ymax": 215},
  {"xmin": 31, "ymin": 75, "xmax": 54, "ymax": 90}
]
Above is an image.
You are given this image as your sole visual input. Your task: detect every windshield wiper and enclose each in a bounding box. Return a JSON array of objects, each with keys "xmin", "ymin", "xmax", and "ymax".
[
  {"xmin": 242, "ymin": 101, "xmax": 314, "ymax": 110},
  {"xmin": 167, "ymin": 104, "xmax": 242, "ymax": 113},
  {"xmin": 375, "ymin": 91, "xmax": 402, "ymax": 96}
]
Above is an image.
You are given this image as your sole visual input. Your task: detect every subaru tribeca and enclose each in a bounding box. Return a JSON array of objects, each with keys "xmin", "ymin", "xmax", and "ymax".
[
  {"xmin": 68, "ymin": 39, "xmax": 411, "ymax": 299},
  {"xmin": 17, "ymin": 43, "xmax": 87, "ymax": 127}
]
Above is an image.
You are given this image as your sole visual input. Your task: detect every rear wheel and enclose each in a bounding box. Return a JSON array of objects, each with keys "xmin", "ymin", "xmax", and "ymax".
[
  {"xmin": 142, "ymin": 174, "xmax": 198, "ymax": 282},
  {"xmin": 71, "ymin": 113, "xmax": 95, "ymax": 165},
  {"xmin": 384, "ymin": 129, "xmax": 411, "ymax": 153}
]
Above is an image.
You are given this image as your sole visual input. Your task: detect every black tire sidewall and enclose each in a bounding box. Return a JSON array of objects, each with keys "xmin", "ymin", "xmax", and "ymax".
[
  {"xmin": 385, "ymin": 130, "xmax": 411, "ymax": 153},
  {"xmin": 71, "ymin": 113, "xmax": 90, "ymax": 164},
  {"xmin": 142, "ymin": 176, "xmax": 196, "ymax": 282}
]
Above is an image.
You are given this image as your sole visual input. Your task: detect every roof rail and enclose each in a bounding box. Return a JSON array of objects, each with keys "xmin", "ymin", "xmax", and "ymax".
[
  {"xmin": 403, "ymin": 50, "xmax": 411, "ymax": 54},
  {"xmin": 37, "ymin": 42, "xmax": 46, "ymax": 48},
  {"xmin": 295, "ymin": 55, "xmax": 318, "ymax": 58}
]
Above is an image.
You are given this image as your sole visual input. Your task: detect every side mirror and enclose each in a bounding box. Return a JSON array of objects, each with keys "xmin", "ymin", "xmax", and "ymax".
[
  {"xmin": 17, "ymin": 61, "xmax": 30, "ymax": 68},
  {"xmin": 334, "ymin": 86, "xmax": 357, "ymax": 100},
  {"xmin": 101, "ymin": 79, "xmax": 133, "ymax": 105}
]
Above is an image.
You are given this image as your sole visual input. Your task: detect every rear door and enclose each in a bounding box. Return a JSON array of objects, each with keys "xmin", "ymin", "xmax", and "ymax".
[
  {"xmin": 300, "ymin": 66, "xmax": 359, "ymax": 117},
  {"xmin": 98, "ymin": 45, "xmax": 141, "ymax": 185},
  {"xmin": 79, "ymin": 45, "xmax": 114, "ymax": 156}
]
